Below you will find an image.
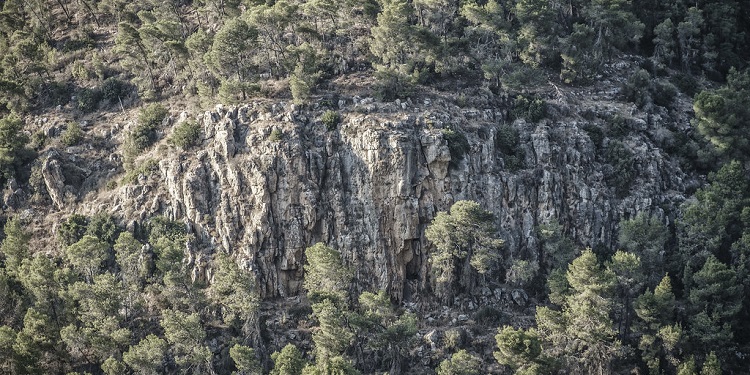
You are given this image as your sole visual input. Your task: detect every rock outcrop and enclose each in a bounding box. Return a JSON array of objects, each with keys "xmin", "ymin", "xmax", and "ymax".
[{"xmin": 97, "ymin": 94, "xmax": 690, "ymax": 301}]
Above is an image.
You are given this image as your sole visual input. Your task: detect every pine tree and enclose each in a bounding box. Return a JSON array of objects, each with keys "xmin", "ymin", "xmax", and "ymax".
[{"xmin": 425, "ymin": 201, "xmax": 504, "ymax": 300}]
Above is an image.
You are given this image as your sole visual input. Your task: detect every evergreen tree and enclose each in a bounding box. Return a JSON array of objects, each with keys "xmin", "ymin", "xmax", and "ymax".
[
  {"xmin": 0, "ymin": 216, "xmax": 30, "ymax": 277},
  {"xmin": 425, "ymin": 200, "xmax": 504, "ymax": 300},
  {"xmin": 270, "ymin": 344, "xmax": 305, "ymax": 375},
  {"xmin": 436, "ymin": 349, "xmax": 481, "ymax": 375},
  {"xmin": 534, "ymin": 249, "xmax": 621, "ymax": 374},
  {"xmin": 694, "ymin": 68, "xmax": 750, "ymax": 160}
]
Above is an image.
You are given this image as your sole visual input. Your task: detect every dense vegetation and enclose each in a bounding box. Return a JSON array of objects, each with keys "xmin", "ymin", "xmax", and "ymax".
[{"xmin": 1, "ymin": 0, "xmax": 750, "ymax": 373}]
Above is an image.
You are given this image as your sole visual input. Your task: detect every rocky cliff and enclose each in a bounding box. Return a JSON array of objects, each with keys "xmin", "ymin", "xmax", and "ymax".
[{"xmin": 37, "ymin": 82, "xmax": 695, "ymax": 303}]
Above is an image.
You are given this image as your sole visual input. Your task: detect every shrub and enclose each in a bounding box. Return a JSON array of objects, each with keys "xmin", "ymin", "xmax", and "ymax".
[
  {"xmin": 621, "ymin": 69, "xmax": 677, "ymax": 109},
  {"xmin": 670, "ymin": 72, "xmax": 699, "ymax": 96},
  {"xmin": 61, "ymin": 122, "xmax": 84, "ymax": 146},
  {"xmin": 77, "ymin": 87, "xmax": 101, "ymax": 113},
  {"xmin": 472, "ymin": 306, "xmax": 505, "ymax": 326},
  {"xmin": 321, "ymin": 110, "xmax": 341, "ymax": 131},
  {"xmin": 58, "ymin": 214, "xmax": 88, "ymax": 247},
  {"xmin": 605, "ymin": 140, "xmax": 636, "ymax": 197},
  {"xmin": 583, "ymin": 124, "xmax": 604, "ymax": 149},
  {"xmin": 506, "ymin": 259, "xmax": 539, "ymax": 287},
  {"xmin": 101, "ymin": 77, "xmax": 126, "ymax": 102},
  {"xmin": 86, "ymin": 213, "xmax": 121, "ymax": 244},
  {"xmin": 373, "ymin": 66, "xmax": 414, "ymax": 101},
  {"xmin": 30, "ymin": 131, "xmax": 46, "ymax": 150},
  {"xmin": 442, "ymin": 128, "xmax": 470, "ymax": 170},
  {"xmin": 169, "ymin": 121, "xmax": 201, "ymax": 149},
  {"xmin": 495, "ymin": 125, "xmax": 525, "ymax": 171},
  {"xmin": 653, "ymin": 80, "xmax": 677, "ymax": 108},
  {"xmin": 269, "ymin": 128, "xmax": 283, "ymax": 142},
  {"xmin": 620, "ymin": 69, "xmax": 652, "ymax": 108},
  {"xmin": 122, "ymin": 159, "xmax": 159, "ymax": 185},
  {"xmin": 511, "ymin": 95, "xmax": 547, "ymax": 122},
  {"xmin": 130, "ymin": 104, "xmax": 169, "ymax": 152},
  {"xmin": 0, "ymin": 115, "xmax": 32, "ymax": 181}
]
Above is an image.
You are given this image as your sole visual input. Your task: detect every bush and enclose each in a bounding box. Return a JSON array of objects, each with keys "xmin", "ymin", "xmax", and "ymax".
[
  {"xmin": 169, "ymin": 121, "xmax": 201, "ymax": 149},
  {"xmin": 122, "ymin": 159, "xmax": 159, "ymax": 185},
  {"xmin": 620, "ymin": 69, "xmax": 652, "ymax": 108},
  {"xmin": 321, "ymin": 110, "xmax": 341, "ymax": 131},
  {"xmin": 58, "ymin": 214, "xmax": 88, "ymax": 247},
  {"xmin": 511, "ymin": 95, "xmax": 547, "ymax": 122},
  {"xmin": 495, "ymin": 125, "xmax": 525, "ymax": 171},
  {"xmin": 101, "ymin": 77, "xmax": 126, "ymax": 102},
  {"xmin": 77, "ymin": 87, "xmax": 101, "ymax": 113},
  {"xmin": 86, "ymin": 213, "xmax": 121, "ymax": 244},
  {"xmin": 621, "ymin": 69, "xmax": 677, "ymax": 109},
  {"xmin": 472, "ymin": 306, "xmax": 505, "ymax": 326},
  {"xmin": 373, "ymin": 66, "xmax": 414, "ymax": 101},
  {"xmin": 653, "ymin": 80, "xmax": 678, "ymax": 108},
  {"xmin": 269, "ymin": 128, "xmax": 283, "ymax": 142},
  {"xmin": 670, "ymin": 72, "xmax": 699, "ymax": 96},
  {"xmin": 605, "ymin": 140, "xmax": 636, "ymax": 197},
  {"xmin": 130, "ymin": 104, "xmax": 169, "ymax": 152},
  {"xmin": 61, "ymin": 122, "xmax": 84, "ymax": 146},
  {"xmin": 583, "ymin": 124, "xmax": 604, "ymax": 149},
  {"xmin": 442, "ymin": 128, "xmax": 470, "ymax": 170},
  {"xmin": 0, "ymin": 115, "xmax": 32, "ymax": 181}
]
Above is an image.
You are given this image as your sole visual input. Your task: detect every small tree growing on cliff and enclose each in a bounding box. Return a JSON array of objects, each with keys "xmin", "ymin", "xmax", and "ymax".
[{"xmin": 426, "ymin": 200, "xmax": 504, "ymax": 301}]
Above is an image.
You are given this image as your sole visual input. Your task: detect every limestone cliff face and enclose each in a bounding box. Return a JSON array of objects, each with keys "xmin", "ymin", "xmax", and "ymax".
[{"xmin": 88, "ymin": 95, "xmax": 689, "ymax": 301}]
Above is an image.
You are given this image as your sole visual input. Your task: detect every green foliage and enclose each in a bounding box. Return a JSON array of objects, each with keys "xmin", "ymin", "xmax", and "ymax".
[
  {"xmin": 373, "ymin": 66, "xmax": 415, "ymax": 101},
  {"xmin": 66, "ymin": 235, "xmax": 109, "ymax": 281},
  {"xmin": 511, "ymin": 95, "xmax": 547, "ymax": 122},
  {"xmin": 268, "ymin": 129, "xmax": 283, "ymax": 142},
  {"xmin": 230, "ymin": 344, "xmax": 260, "ymax": 374},
  {"xmin": 0, "ymin": 114, "xmax": 31, "ymax": 182},
  {"xmin": 370, "ymin": 0, "xmax": 429, "ymax": 96},
  {"xmin": 687, "ymin": 256, "xmax": 741, "ymax": 357},
  {"xmin": 85, "ymin": 214, "xmax": 120, "ymax": 245},
  {"xmin": 694, "ymin": 68, "xmax": 750, "ymax": 160},
  {"xmin": 310, "ymin": 298, "xmax": 355, "ymax": 367},
  {"xmin": 303, "ymin": 243, "xmax": 351, "ymax": 304},
  {"xmin": 123, "ymin": 334, "xmax": 168, "ymax": 374},
  {"xmin": 442, "ymin": 129, "xmax": 469, "ymax": 170},
  {"xmin": 436, "ymin": 349, "xmax": 481, "ymax": 375},
  {"xmin": 77, "ymin": 87, "xmax": 101, "ymax": 113},
  {"xmin": 619, "ymin": 213, "xmax": 669, "ymax": 285},
  {"xmin": 0, "ymin": 216, "xmax": 30, "ymax": 276},
  {"xmin": 271, "ymin": 344, "xmax": 305, "ymax": 375},
  {"xmin": 495, "ymin": 125, "xmax": 525, "ymax": 171},
  {"xmin": 61, "ymin": 122, "xmax": 84, "ymax": 146},
  {"xmin": 355, "ymin": 290, "xmax": 417, "ymax": 373},
  {"xmin": 494, "ymin": 326, "xmax": 544, "ymax": 372},
  {"xmin": 130, "ymin": 104, "xmax": 169, "ymax": 152},
  {"xmin": 100, "ymin": 77, "xmax": 126, "ymax": 102},
  {"xmin": 621, "ymin": 69, "xmax": 677, "ymax": 109},
  {"xmin": 505, "ymin": 259, "xmax": 539, "ymax": 287},
  {"xmin": 58, "ymin": 214, "xmax": 89, "ymax": 247},
  {"xmin": 538, "ymin": 220, "xmax": 576, "ymax": 273},
  {"xmin": 169, "ymin": 121, "xmax": 201, "ymax": 149},
  {"xmin": 426, "ymin": 201, "xmax": 504, "ymax": 296},
  {"xmin": 700, "ymin": 352, "xmax": 721, "ymax": 375},
  {"xmin": 321, "ymin": 110, "xmax": 341, "ymax": 131},
  {"xmin": 121, "ymin": 158, "xmax": 159, "ymax": 185},
  {"xmin": 208, "ymin": 253, "xmax": 259, "ymax": 331},
  {"xmin": 678, "ymin": 160, "xmax": 750, "ymax": 270},
  {"xmin": 533, "ymin": 249, "xmax": 621, "ymax": 374},
  {"xmin": 605, "ymin": 140, "xmax": 636, "ymax": 197},
  {"xmin": 161, "ymin": 309, "xmax": 211, "ymax": 372}
]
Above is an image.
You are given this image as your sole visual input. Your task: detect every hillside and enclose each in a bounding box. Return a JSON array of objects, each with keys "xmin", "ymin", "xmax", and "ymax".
[{"xmin": 1, "ymin": 0, "xmax": 750, "ymax": 374}]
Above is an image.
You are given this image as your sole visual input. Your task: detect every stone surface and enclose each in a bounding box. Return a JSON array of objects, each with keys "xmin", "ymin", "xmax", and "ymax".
[{"xmin": 74, "ymin": 97, "xmax": 692, "ymax": 302}]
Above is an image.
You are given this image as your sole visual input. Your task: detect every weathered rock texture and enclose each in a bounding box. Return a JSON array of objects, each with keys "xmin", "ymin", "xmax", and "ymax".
[{"xmin": 79, "ymin": 94, "xmax": 690, "ymax": 301}]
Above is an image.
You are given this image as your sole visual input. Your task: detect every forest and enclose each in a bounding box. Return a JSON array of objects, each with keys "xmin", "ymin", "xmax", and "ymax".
[{"xmin": 1, "ymin": 0, "xmax": 750, "ymax": 374}]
